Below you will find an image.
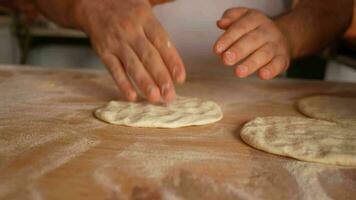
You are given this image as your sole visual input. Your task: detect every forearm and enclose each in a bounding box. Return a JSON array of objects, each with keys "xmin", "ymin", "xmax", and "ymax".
[
  {"xmin": 32, "ymin": 0, "xmax": 170, "ymax": 29},
  {"xmin": 275, "ymin": 0, "xmax": 353, "ymax": 59},
  {"xmin": 32, "ymin": 0, "xmax": 81, "ymax": 28}
]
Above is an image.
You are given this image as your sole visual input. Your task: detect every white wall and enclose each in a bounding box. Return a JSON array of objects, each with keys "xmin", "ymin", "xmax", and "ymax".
[{"xmin": 0, "ymin": 17, "xmax": 20, "ymax": 64}]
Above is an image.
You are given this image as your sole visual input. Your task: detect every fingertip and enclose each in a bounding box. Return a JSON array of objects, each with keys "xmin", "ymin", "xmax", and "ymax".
[
  {"xmin": 126, "ymin": 90, "xmax": 137, "ymax": 102},
  {"xmin": 235, "ymin": 65, "xmax": 248, "ymax": 78},
  {"xmin": 147, "ymin": 86, "xmax": 161, "ymax": 103},
  {"xmin": 176, "ymin": 74, "xmax": 186, "ymax": 84},
  {"xmin": 223, "ymin": 51, "xmax": 236, "ymax": 66},
  {"xmin": 216, "ymin": 20, "xmax": 224, "ymax": 29},
  {"xmin": 259, "ymin": 68, "xmax": 272, "ymax": 80},
  {"xmin": 217, "ymin": 18, "xmax": 231, "ymax": 29},
  {"xmin": 162, "ymin": 86, "xmax": 176, "ymax": 103},
  {"xmin": 173, "ymin": 66, "xmax": 186, "ymax": 84},
  {"xmin": 214, "ymin": 42, "xmax": 225, "ymax": 55}
]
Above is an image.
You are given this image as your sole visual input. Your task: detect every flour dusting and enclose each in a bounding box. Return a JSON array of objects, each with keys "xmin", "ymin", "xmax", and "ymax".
[{"xmin": 284, "ymin": 162, "xmax": 332, "ymax": 200}]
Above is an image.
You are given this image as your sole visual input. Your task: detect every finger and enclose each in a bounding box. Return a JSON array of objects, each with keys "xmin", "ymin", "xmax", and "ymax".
[
  {"xmin": 214, "ymin": 10, "xmax": 262, "ymax": 54},
  {"xmin": 235, "ymin": 43, "xmax": 275, "ymax": 78},
  {"xmin": 259, "ymin": 55, "xmax": 289, "ymax": 80},
  {"xmin": 131, "ymin": 33, "xmax": 176, "ymax": 103},
  {"xmin": 217, "ymin": 7, "xmax": 249, "ymax": 30},
  {"xmin": 117, "ymin": 42, "xmax": 162, "ymax": 103},
  {"xmin": 223, "ymin": 27, "xmax": 267, "ymax": 66},
  {"xmin": 144, "ymin": 19, "xmax": 186, "ymax": 84},
  {"xmin": 101, "ymin": 52, "xmax": 137, "ymax": 101}
]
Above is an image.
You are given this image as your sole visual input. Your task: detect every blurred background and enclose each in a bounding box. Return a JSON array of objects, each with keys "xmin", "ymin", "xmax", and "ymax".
[{"xmin": 0, "ymin": 0, "xmax": 356, "ymax": 82}]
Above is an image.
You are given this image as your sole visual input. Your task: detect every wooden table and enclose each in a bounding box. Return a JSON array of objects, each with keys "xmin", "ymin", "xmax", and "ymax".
[{"xmin": 0, "ymin": 65, "xmax": 355, "ymax": 200}]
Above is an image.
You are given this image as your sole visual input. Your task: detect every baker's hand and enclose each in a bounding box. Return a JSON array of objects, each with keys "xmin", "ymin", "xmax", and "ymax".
[
  {"xmin": 76, "ymin": 0, "xmax": 185, "ymax": 103},
  {"xmin": 214, "ymin": 7, "xmax": 291, "ymax": 80}
]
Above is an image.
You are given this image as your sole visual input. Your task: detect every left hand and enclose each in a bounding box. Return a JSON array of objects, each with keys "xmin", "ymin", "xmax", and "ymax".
[{"xmin": 214, "ymin": 7, "xmax": 291, "ymax": 80}]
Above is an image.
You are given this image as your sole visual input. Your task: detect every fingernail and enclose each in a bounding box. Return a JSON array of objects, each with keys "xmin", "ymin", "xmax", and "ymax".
[
  {"xmin": 173, "ymin": 67, "xmax": 179, "ymax": 80},
  {"xmin": 224, "ymin": 51, "xmax": 235, "ymax": 65},
  {"xmin": 238, "ymin": 65, "xmax": 248, "ymax": 74},
  {"xmin": 216, "ymin": 45, "xmax": 224, "ymax": 53},
  {"xmin": 161, "ymin": 83, "xmax": 170, "ymax": 97}
]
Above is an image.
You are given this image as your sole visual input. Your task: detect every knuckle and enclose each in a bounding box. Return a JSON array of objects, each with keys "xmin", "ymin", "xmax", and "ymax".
[
  {"xmin": 245, "ymin": 58, "xmax": 258, "ymax": 68},
  {"xmin": 259, "ymin": 47, "xmax": 274, "ymax": 59},
  {"xmin": 233, "ymin": 22, "xmax": 248, "ymax": 33},
  {"xmin": 124, "ymin": 60, "xmax": 137, "ymax": 75},
  {"xmin": 118, "ymin": 20, "xmax": 135, "ymax": 32},
  {"xmin": 157, "ymin": 72, "xmax": 170, "ymax": 84},
  {"xmin": 224, "ymin": 7, "xmax": 238, "ymax": 16},
  {"xmin": 141, "ymin": 49, "xmax": 156, "ymax": 63},
  {"xmin": 266, "ymin": 42, "xmax": 278, "ymax": 52},
  {"xmin": 256, "ymin": 25, "xmax": 269, "ymax": 36},
  {"xmin": 151, "ymin": 27, "xmax": 169, "ymax": 47},
  {"xmin": 222, "ymin": 33, "xmax": 235, "ymax": 44},
  {"xmin": 248, "ymin": 32, "xmax": 260, "ymax": 43},
  {"xmin": 152, "ymin": 36, "xmax": 164, "ymax": 48},
  {"xmin": 232, "ymin": 44, "xmax": 245, "ymax": 56}
]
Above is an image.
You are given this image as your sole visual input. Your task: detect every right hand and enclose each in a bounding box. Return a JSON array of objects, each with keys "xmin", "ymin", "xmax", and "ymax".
[{"xmin": 75, "ymin": 0, "xmax": 185, "ymax": 103}]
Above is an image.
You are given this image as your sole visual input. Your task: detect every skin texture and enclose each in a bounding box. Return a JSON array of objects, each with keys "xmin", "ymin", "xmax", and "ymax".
[
  {"xmin": 12, "ymin": 0, "xmax": 353, "ymax": 101},
  {"xmin": 32, "ymin": 0, "xmax": 185, "ymax": 103},
  {"xmin": 214, "ymin": 0, "xmax": 353, "ymax": 80}
]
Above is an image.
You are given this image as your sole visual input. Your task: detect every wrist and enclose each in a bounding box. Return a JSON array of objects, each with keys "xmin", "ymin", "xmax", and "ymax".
[
  {"xmin": 71, "ymin": 0, "xmax": 89, "ymax": 31},
  {"xmin": 72, "ymin": 0, "xmax": 152, "ymax": 35},
  {"xmin": 275, "ymin": 18, "xmax": 295, "ymax": 59}
]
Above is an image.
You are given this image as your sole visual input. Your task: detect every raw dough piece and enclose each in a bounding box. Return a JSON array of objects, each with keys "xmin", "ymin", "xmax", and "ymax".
[
  {"xmin": 95, "ymin": 96, "xmax": 223, "ymax": 128},
  {"xmin": 240, "ymin": 116, "xmax": 356, "ymax": 166},
  {"xmin": 298, "ymin": 95, "xmax": 356, "ymax": 126}
]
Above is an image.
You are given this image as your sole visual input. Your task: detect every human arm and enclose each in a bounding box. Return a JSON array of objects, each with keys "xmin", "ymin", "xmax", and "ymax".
[
  {"xmin": 32, "ymin": 0, "xmax": 185, "ymax": 103},
  {"xmin": 214, "ymin": 0, "xmax": 353, "ymax": 80}
]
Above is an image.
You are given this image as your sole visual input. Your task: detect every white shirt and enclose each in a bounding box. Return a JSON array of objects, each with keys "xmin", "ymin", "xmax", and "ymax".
[{"xmin": 154, "ymin": 0, "xmax": 289, "ymax": 68}]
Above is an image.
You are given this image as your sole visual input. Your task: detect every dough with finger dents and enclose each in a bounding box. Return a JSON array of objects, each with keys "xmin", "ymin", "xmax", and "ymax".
[
  {"xmin": 95, "ymin": 96, "xmax": 223, "ymax": 128},
  {"xmin": 240, "ymin": 116, "xmax": 356, "ymax": 166}
]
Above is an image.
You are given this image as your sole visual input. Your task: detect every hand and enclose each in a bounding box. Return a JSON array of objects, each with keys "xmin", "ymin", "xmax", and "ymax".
[
  {"xmin": 75, "ymin": 0, "xmax": 185, "ymax": 103},
  {"xmin": 214, "ymin": 7, "xmax": 291, "ymax": 80}
]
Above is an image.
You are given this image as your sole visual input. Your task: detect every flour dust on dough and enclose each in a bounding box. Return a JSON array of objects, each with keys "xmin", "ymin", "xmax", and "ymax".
[
  {"xmin": 240, "ymin": 116, "xmax": 356, "ymax": 166},
  {"xmin": 298, "ymin": 95, "xmax": 356, "ymax": 126},
  {"xmin": 95, "ymin": 96, "xmax": 223, "ymax": 128}
]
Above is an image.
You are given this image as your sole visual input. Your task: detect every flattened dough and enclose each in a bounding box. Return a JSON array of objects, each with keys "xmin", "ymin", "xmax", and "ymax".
[
  {"xmin": 95, "ymin": 96, "xmax": 223, "ymax": 128},
  {"xmin": 240, "ymin": 117, "xmax": 356, "ymax": 166},
  {"xmin": 298, "ymin": 95, "xmax": 356, "ymax": 126}
]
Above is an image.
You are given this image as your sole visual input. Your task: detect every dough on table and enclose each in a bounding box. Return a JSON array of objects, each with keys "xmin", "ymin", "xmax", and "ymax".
[
  {"xmin": 298, "ymin": 95, "xmax": 356, "ymax": 126},
  {"xmin": 240, "ymin": 116, "xmax": 356, "ymax": 166},
  {"xmin": 95, "ymin": 96, "xmax": 223, "ymax": 128}
]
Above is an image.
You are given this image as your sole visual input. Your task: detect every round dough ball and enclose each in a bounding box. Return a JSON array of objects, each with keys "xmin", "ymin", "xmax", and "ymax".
[
  {"xmin": 95, "ymin": 96, "xmax": 223, "ymax": 128},
  {"xmin": 240, "ymin": 116, "xmax": 356, "ymax": 166}
]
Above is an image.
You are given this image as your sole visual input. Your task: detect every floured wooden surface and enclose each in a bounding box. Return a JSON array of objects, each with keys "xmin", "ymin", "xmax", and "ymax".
[{"xmin": 0, "ymin": 64, "xmax": 356, "ymax": 200}]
